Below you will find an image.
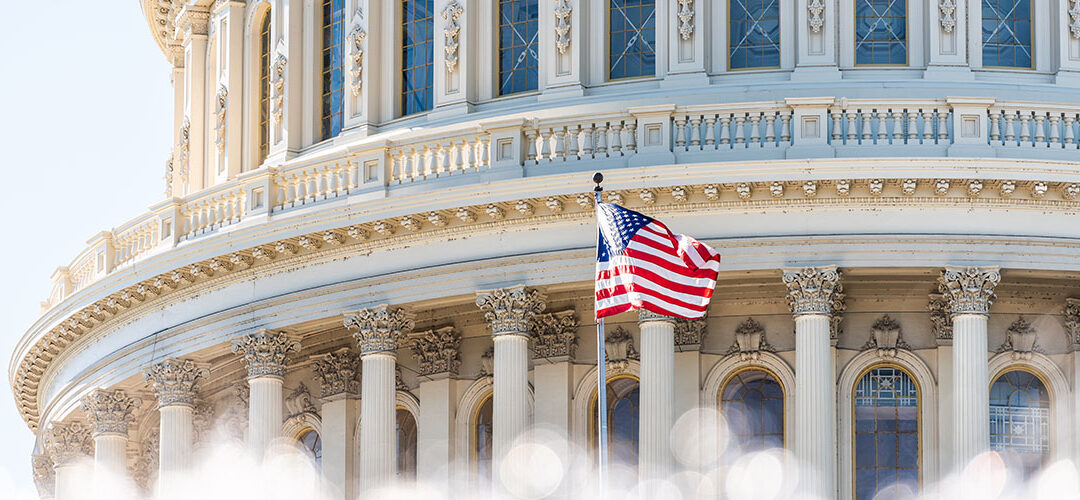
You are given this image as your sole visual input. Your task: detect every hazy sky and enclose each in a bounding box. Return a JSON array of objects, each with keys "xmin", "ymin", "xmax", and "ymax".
[{"xmin": 0, "ymin": 1, "xmax": 172, "ymax": 493}]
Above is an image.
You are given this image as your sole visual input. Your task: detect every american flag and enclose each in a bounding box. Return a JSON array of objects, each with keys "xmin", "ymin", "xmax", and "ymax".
[{"xmin": 595, "ymin": 201, "xmax": 720, "ymax": 320}]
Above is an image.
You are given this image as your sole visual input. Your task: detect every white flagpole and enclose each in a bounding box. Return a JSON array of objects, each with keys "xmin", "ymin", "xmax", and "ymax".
[{"xmin": 593, "ymin": 172, "xmax": 609, "ymax": 496}]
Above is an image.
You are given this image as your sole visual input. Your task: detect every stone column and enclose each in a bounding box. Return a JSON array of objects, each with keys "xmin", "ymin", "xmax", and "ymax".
[
  {"xmin": 938, "ymin": 266, "xmax": 1000, "ymax": 471},
  {"xmin": 144, "ymin": 358, "xmax": 207, "ymax": 496},
  {"xmin": 409, "ymin": 326, "xmax": 462, "ymax": 491},
  {"xmin": 311, "ymin": 348, "xmax": 362, "ymax": 500},
  {"xmin": 344, "ymin": 305, "xmax": 415, "ymax": 492},
  {"xmin": 231, "ymin": 330, "xmax": 300, "ymax": 459},
  {"xmin": 530, "ymin": 309, "xmax": 578, "ymax": 493},
  {"xmin": 32, "ymin": 454, "xmax": 55, "ymax": 500},
  {"xmin": 637, "ymin": 310, "xmax": 678, "ymax": 483},
  {"xmin": 81, "ymin": 389, "xmax": 141, "ymax": 484},
  {"xmin": 783, "ymin": 266, "xmax": 843, "ymax": 498},
  {"xmin": 476, "ymin": 286, "xmax": 546, "ymax": 484},
  {"xmin": 43, "ymin": 421, "xmax": 93, "ymax": 500},
  {"xmin": 929, "ymin": 294, "xmax": 955, "ymax": 475}
]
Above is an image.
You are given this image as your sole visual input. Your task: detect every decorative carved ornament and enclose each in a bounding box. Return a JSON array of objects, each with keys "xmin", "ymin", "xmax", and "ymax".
[
  {"xmin": 808, "ymin": 0, "xmax": 825, "ymax": 33},
  {"xmin": 939, "ymin": 0, "xmax": 957, "ymax": 33},
  {"xmin": 192, "ymin": 402, "xmax": 214, "ymax": 449},
  {"xmin": 144, "ymin": 358, "xmax": 209, "ymax": 408},
  {"xmin": 311, "ymin": 348, "xmax": 361, "ymax": 397},
  {"xmin": 348, "ymin": 9, "xmax": 367, "ymax": 97},
  {"xmin": 674, "ymin": 317, "xmax": 708, "ymax": 348},
  {"xmin": 476, "ymin": 286, "xmax": 547, "ymax": 336},
  {"xmin": 442, "ymin": 1, "xmax": 464, "ymax": 73},
  {"xmin": 532, "ymin": 310, "xmax": 579, "ymax": 359},
  {"xmin": 677, "ymin": 0, "xmax": 694, "ymax": 40},
  {"xmin": 938, "ymin": 266, "xmax": 1000, "ymax": 315},
  {"xmin": 928, "ymin": 294, "xmax": 953, "ymax": 345},
  {"xmin": 285, "ymin": 382, "xmax": 318, "ymax": 417},
  {"xmin": 270, "ymin": 39, "xmax": 287, "ymax": 125},
  {"xmin": 164, "ymin": 156, "xmax": 174, "ymax": 197},
  {"xmin": 32, "ymin": 454, "xmax": 54, "ymax": 498},
  {"xmin": 783, "ymin": 266, "xmax": 843, "ymax": 316},
  {"xmin": 863, "ymin": 315, "xmax": 909, "ymax": 358},
  {"xmin": 344, "ymin": 305, "xmax": 415, "ymax": 355},
  {"xmin": 726, "ymin": 318, "xmax": 774, "ymax": 361},
  {"xmin": 605, "ymin": 326, "xmax": 639, "ymax": 373},
  {"xmin": 998, "ymin": 316, "xmax": 1041, "ymax": 359},
  {"xmin": 554, "ymin": 0, "xmax": 573, "ymax": 54},
  {"xmin": 1064, "ymin": 298, "xmax": 1080, "ymax": 349},
  {"xmin": 81, "ymin": 389, "xmax": 141, "ymax": 436},
  {"xmin": 479, "ymin": 346, "xmax": 494, "ymax": 377},
  {"xmin": 177, "ymin": 117, "xmax": 191, "ymax": 182},
  {"xmin": 44, "ymin": 421, "xmax": 93, "ymax": 466},
  {"xmin": 131, "ymin": 430, "xmax": 159, "ymax": 492},
  {"xmin": 1071, "ymin": 0, "xmax": 1080, "ymax": 39},
  {"xmin": 409, "ymin": 326, "xmax": 462, "ymax": 376},
  {"xmin": 214, "ymin": 84, "xmax": 228, "ymax": 153},
  {"xmin": 396, "ymin": 365, "xmax": 411, "ymax": 392},
  {"xmin": 231, "ymin": 329, "xmax": 300, "ymax": 379}
]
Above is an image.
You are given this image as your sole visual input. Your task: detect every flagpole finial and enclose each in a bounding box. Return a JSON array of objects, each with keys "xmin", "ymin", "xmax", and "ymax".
[{"xmin": 592, "ymin": 172, "xmax": 604, "ymax": 192}]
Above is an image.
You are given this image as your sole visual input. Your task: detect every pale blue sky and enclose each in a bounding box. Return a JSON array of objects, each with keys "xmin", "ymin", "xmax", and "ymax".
[{"xmin": 0, "ymin": 1, "xmax": 172, "ymax": 493}]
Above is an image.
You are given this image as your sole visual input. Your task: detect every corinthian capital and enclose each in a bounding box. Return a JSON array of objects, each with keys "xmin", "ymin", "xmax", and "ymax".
[
  {"xmin": 782, "ymin": 266, "xmax": 844, "ymax": 316},
  {"xmin": 409, "ymin": 326, "xmax": 461, "ymax": 377},
  {"xmin": 1064, "ymin": 298, "xmax": 1080, "ymax": 349},
  {"xmin": 44, "ymin": 421, "xmax": 93, "ymax": 466},
  {"xmin": 938, "ymin": 266, "xmax": 1000, "ymax": 316},
  {"xmin": 144, "ymin": 358, "xmax": 209, "ymax": 408},
  {"xmin": 311, "ymin": 348, "xmax": 361, "ymax": 398},
  {"xmin": 533, "ymin": 310, "xmax": 579, "ymax": 360},
  {"xmin": 231, "ymin": 330, "xmax": 301, "ymax": 379},
  {"xmin": 344, "ymin": 305, "xmax": 415, "ymax": 355},
  {"xmin": 81, "ymin": 389, "xmax": 141, "ymax": 437},
  {"xmin": 476, "ymin": 285, "xmax": 546, "ymax": 336}
]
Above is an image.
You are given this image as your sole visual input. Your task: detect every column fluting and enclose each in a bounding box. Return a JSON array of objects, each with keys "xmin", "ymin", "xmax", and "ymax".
[{"xmin": 637, "ymin": 310, "xmax": 676, "ymax": 483}]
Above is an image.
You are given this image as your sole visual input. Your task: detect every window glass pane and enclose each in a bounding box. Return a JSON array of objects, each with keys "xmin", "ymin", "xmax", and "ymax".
[
  {"xmin": 474, "ymin": 395, "xmax": 494, "ymax": 482},
  {"xmin": 990, "ymin": 370, "xmax": 1050, "ymax": 480},
  {"xmin": 855, "ymin": 0, "xmax": 907, "ymax": 65},
  {"xmin": 402, "ymin": 0, "xmax": 434, "ymax": 115},
  {"xmin": 609, "ymin": 0, "xmax": 656, "ymax": 79},
  {"xmin": 258, "ymin": 11, "xmax": 272, "ymax": 165},
  {"xmin": 982, "ymin": 0, "xmax": 1032, "ymax": 68},
  {"xmin": 589, "ymin": 377, "xmax": 640, "ymax": 470},
  {"xmin": 729, "ymin": 0, "xmax": 780, "ymax": 69},
  {"xmin": 321, "ymin": 0, "xmax": 345, "ymax": 140},
  {"xmin": 853, "ymin": 366, "xmax": 918, "ymax": 500},
  {"xmin": 721, "ymin": 369, "xmax": 784, "ymax": 457},
  {"xmin": 396, "ymin": 409, "xmax": 418, "ymax": 480},
  {"xmin": 498, "ymin": 0, "xmax": 539, "ymax": 96},
  {"xmin": 298, "ymin": 429, "xmax": 322, "ymax": 468}
]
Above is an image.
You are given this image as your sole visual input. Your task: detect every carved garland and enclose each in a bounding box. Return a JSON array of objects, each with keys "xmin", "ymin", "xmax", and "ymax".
[
  {"xmin": 1072, "ymin": 0, "xmax": 1080, "ymax": 40},
  {"xmin": 270, "ymin": 39, "xmax": 287, "ymax": 126},
  {"xmin": 554, "ymin": 0, "xmax": 573, "ymax": 54},
  {"xmin": 939, "ymin": 0, "xmax": 957, "ymax": 33},
  {"xmin": 347, "ymin": 10, "xmax": 367, "ymax": 97},
  {"xmin": 214, "ymin": 84, "xmax": 228, "ymax": 153},
  {"xmin": 442, "ymin": 1, "xmax": 464, "ymax": 73},
  {"xmin": 677, "ymin": 0, "xmax": 694, "ymax": 40},
  {"xmin": 808, "ymin": 0, "xmax": 825, "ymax": 33}
]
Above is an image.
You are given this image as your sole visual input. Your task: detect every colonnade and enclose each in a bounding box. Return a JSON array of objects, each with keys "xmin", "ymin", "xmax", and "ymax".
[{"xmin": 37, "ymin": 266, "xmax": 1003, "ymax": 499}]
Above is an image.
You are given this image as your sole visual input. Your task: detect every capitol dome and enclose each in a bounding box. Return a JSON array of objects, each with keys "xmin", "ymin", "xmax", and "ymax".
[{"xmin": 13, "ymin": 0, "xmax": 1080, "ymax": 499}]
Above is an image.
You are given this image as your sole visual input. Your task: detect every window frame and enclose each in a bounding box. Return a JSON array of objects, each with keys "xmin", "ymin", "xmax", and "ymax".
[
  {"xmin": 606, "ymin": 0, "xmax": 659, "ymax": 82},
  {"xmin": 988, "ymin": 366, "xmax": 1053, "ymax": 474},
  {"xmin": 852, "ymin": 0, "xmax": 910, "ymax": 67},
  {"xmin": 401, "ymin": 0, "xmax": 435, "ymax": 117},
  {"xmin": 587, "ymin": 374, "xmax": 641, "ymax": 464},
  {"xmin": 296, "ymin": 427, "xmax": 323, "ymax": 468},
  {"xmin": 257, "ymin": 10, "xmax": 272, "ymax": 166},
  {"xmin": 726, "ymin": 0, "xmax": 782, "ymax": 71},
  {"xmin": 496, "ymin": 0, "xmax": 541, "ymax": 97},
  {"xmin": 470, "ymin": 392, "xmax": 494, "ymax": 479},
  {"xmin": 319, "ymin": 0, "xmax": 347, "ymax": 141},
  {"xmin": 718, "ymin": 366, "xmax": 786, "ymax": 451},
  {"xmin": 979, "ymin": 0, "xmax": 1035, "ymax": 70},
  {"xmin": 849, "ymin": 363, "xmax": 922, "ymax": 499}
]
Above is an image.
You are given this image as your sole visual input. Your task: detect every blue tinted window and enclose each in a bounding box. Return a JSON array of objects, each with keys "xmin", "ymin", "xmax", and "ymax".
[
  {"xmin": 855, "ymin": 0, "xmax": 907, "ymax": 65},
  {"xmin": 721, "ymin": 370, "xmax": 784, "ymax": 456},
  {"xmin": 591, "ymin": 377, "xmax": 639, "ymax": 467},
  {"xmin": 982, "ymin": 0, "xmax": 1032, "ymax": 68},
  {"xmin": 321, "ymin": 0, "xmax": 345, "ymax": 140},
  {"xmin": 403, "ymin": 0, "xmax": 434, "ymax": 115},
  {"xmin": 729, "ymin": 0, "xmax": 780, "ymax": 69},
  {"xmin": 854, "ymin": 366, "xmax": 918, "ymax": 500},
  {"xmin": 990, "ymin": 371, "xmax": 1049, "ymax": 479},
  {"xmin": 498, "ymin": 0, "xmax": 539, "ymax": 95},
  {"xmin": 609, "ymin": 0, "xmax": 656, "ymax": 79}
]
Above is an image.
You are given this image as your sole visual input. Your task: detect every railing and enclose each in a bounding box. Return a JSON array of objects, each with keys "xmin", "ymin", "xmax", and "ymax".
[{"xmin": 39, "ymin": 97, "xmax": 1080, "ymax": 310}]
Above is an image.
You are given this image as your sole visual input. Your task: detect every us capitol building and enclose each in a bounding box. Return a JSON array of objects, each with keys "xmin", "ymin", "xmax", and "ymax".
[{"xmin": 12, "ymin": 0, "xmax": 1080, "ymax": 498}]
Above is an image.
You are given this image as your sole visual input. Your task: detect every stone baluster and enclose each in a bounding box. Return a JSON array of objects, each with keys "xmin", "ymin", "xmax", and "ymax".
[
  {"xmin": 409, "ymin": 326, "xmax": 462, "ymax": 492},
  {"xmin": 44, "ymin": 421, "xmax": 93, "ymax": 500},
  {"xmin": 907, "ymin": 109, "xmax": 918, "ymax": 143},
  {"xmin": 637, "ymin": 310, "xmax": 678, "ymax": 485},
  {"xmin": 144, "ymin": 358, "xmax": 208, "ymax": 497},
  {"xmin": 938, "ymin": 266, "xmax": 1000, "ymax": 472},
  {"xmin": 81, "ymin": 389, "xmax": 141, "ymax": 484},
  {"xmin": 476, "ymin": 286, "xmax": 546, "ymax": 489},
  {"xmin": 344, "ymin": 305, "xmax": 414, "ymax": 492},
  {"xmin": 311, "ymin": 348, "xmax": 362, "ymax": 500},
  {"xmin": 783, "ymin": 266, "xmax": 844, "ymax": 498},
  {"xmin": 231, "ymin": 330, "xmax": 300, "ymax": 459}
]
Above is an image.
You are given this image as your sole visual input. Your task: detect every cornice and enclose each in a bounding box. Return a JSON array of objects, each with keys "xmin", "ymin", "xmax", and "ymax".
[{"xmin": 14, "ymin": 175, "xmax": 1080, "ymax": 431}]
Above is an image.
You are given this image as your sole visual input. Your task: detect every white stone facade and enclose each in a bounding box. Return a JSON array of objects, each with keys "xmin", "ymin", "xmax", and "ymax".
[{"xmin": 13, "ymin": 0, "xmax": 1080, "ymax": 498}]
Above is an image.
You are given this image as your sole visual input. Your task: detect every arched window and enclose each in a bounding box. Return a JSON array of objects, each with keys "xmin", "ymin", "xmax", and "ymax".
[
  {"xmin": 321, "ymin": 0, "xmax": 346, "ymax": 140},
  {"xmin": 990, "ymin": 370, "xmax": 1050, "ymax": 478},
  {"xmin": 853, "ymin": 366, "xmax": 918, "ymax": 500},
  {"xmin": 298, "ymin": 428, "xmax": 323, "ymax": 468},
  {"xmin": 855, "ymin": 0, "xmax": 907, "ymax": 65},
  {"xmin": 608, "ymin": 0, "xmax": 656, "ymax": 80},
  {"xmin": 402, "ymin": 0, "xmax": 434, "ymax": 115},
  {"xmin": 257, "ymin": 11, "xmax": 271, "ymax": 164},
  {"xmin": 396, "ymin": 408, "xmax": 418, "ymax": 479},
  {"xmin": 589, "ymin": 376, "xmax": 640, "ymax": 467},
  {"xmin": 472, "ymin": 394, "xmax": 494, "ymax": 480},
  {"xmin": 720, "ymin": 369, "xmax": 783, "ymax": 457},
  {"xmin": 982, "ymin": 0, "xmax": 1032, "ymax": 68},
  {"xmin": 729, "ymin": 0, "xmax": 780, "ymax": 70},
  {"xmin": 498, "ymin": 0, "xmax": 539, "ymax": 95}
]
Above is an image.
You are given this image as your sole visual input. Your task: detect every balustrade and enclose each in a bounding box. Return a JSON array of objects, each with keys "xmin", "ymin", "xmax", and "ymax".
[
  {"xmin": 827, "ymin": 103, "xmax": 951, "ymax": 146},
  {"xmin": 989, "ymin": 106, "xmax": 1080, "ymax": 149}
]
